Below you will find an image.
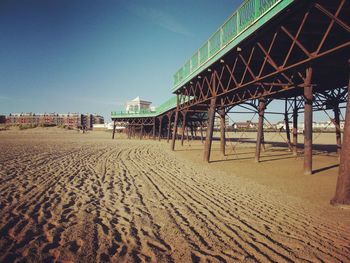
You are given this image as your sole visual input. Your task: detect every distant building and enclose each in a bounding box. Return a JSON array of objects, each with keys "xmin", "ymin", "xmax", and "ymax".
[
  {"xmin": 125, "ymin": 96, "xmax": 152, "ymax": 113},
  {"xmin": 214, "ymin": 115, "xmax": 229, "ymax": 129},
  {"xmin": 0, "ymin": 115, "xmax": 6, "ymax": 124},
  {"xmin": 93, "ymin": 115, "xmax": 104, "ymax": 125},
  {"xmin": 232, "ymin": 121, "xmax": 258, "ymax": 130},
  {"xmin": 5, "ymin": 113, "xmax": 104, "ymax": 130}
]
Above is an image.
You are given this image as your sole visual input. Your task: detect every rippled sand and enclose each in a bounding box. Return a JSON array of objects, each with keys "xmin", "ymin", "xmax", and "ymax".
[{"xmin": 0, "ymin": 128, "xmax": 349, "ymax": 262}]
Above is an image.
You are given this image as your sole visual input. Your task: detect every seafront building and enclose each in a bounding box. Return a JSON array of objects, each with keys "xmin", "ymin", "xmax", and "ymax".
[
  {"xmin": 4, "ymin": 113, "xmax": 104, "ymax": 129},
  {"xmin": 125, "ymin": 96, "xmax": 154, "ymax": 114}
]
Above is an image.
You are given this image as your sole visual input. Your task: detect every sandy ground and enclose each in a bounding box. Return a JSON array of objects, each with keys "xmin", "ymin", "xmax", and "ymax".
[{"xmin": 0, "ymin": 127, "xmax": 350, "ymax": 262}]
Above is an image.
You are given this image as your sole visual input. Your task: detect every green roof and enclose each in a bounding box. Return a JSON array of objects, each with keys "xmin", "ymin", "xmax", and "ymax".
[
  {"xmin": 111, "ymin": 96, "xmax": 177, "ymax": 119},
  {"xmin": 172, "ymin": 0, "xmax": 295, "ymax": 92}
]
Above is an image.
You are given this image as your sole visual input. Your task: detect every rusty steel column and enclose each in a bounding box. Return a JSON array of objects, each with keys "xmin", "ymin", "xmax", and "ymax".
[
  {"xmin": 285, "ymin": 99, "xmax": 292, "ymax": 150},
  {"xmin": 186, "ymin": 126, "xmax": 190, "ymax": 143},
  {"xmin": 140, "ymin": 124, "xmax": 143, "ymax": 140},
  {"xmin": 204, "ymin": 97, "xmax": 216, "ymax": 162},
  {"xmin": 171, "ymin": 96, "xmax": 180, "ymax": 151},
  {"xmin": 331, "ymin": 60, "xmax": 350, "ymax": 205},
  {"xmin": 220, "ymin": 105, "xmax": 226, "ymax": 156},
  {"xmin": 292, "ymin": 98, "xmax": 298, "ymax": 156},
  {"xmin": 152, "ymin": 117, "xmax": 156, "ymax": 140},
  {"xmin": 166, "ymin": 114, "xmax": 172, "ymax": 143},
  {"xmin": 200, "ymin": 122, "xmax": 204, "ymax": 143},
  {"xmin": 127, "ymin": 125, "xmax": 131, "ymax": 139},
  {"xmin": 255, "ymin": 98, "xmax": 266, "ymax": 162},
  {"xmin": 158, "ymin": 116, "xmax": 162, "ymax": 141},
  {"xmin": 112, "ymin": 120, "xmax": 116, "ymax": 139},
  {"xmin": 304, "ymin": 67, "xmax": 313, "ymax": 175},
  {"xmin": 181, "ymin": 111, "xmax": 186, "ymax": 146},
  {"xmin": 334, "ymin": 104, "xmax": 342, "ymax": 155}
]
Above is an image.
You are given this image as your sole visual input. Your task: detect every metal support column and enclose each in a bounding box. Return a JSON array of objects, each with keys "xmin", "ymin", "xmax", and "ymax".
[
  {"xmin": 127, "ymin": 125, "xmax": 131, "ymax": 139},
  {"xmin": 158, "ymin": 116, "xmax": 163, "ymax": 141},
  {"xmin": 331, "ymin": 60, "xmax": 350, "ymax": 205},
  {"xmin": 304, "ymin": 67, "xmax": 313, "ymax": 175},
  {"xmin": 140, "ymin": 124, "xmax": 143, "ymax": 140},
  {"xmin": 112, "ymin": 120, "xmax": 116, "ymax": 139},
  {"xmin": 204, "ymin": 97, "xmax": 216, "ymax": 162},
  {"xmin": 285, "ymin": 99, "xmax": 292, "ymax": 150},
  {"xmin": 167, "ymin": 113, "xmax": 172, "ymax": 143},
  {"xmin": 334, "ymin": 104, "xmax": 342, "ymax": 155},
  {"xmin": 171, "ymin": 95, "xmax": 180, "ymax": 151},
  {"xmin": 255, "ymin": 98, "xmax": 266, "ymax": 162},
  {"xmin": 181, "ymin": 112, "xmax": 186, "ymax": 146},
  {"xmin": 200, "ymin": 122, "xmax": 204, "ymax": 143},
  {"xmin": 152, "ymin": 117, "xmax": 156, "ymax": 140},
  {"xmin": 293, "ymin": 98, "xmax": 298, "ymax": 156},
  {"xmin": 220, "ymin": 105, "xmax": 226, "ymax": 156}
]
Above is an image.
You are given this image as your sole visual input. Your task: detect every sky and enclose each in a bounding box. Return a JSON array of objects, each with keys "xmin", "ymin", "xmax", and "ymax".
[
  {"xmin": 0, "ymin": 0, "xmax": 343, "ymax": 123},
  {"xmin": 0, "ymin": 0, "xmax": 240, "ymax": 120}
]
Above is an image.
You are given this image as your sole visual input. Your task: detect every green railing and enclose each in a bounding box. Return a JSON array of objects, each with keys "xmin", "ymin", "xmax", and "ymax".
[
  {"xmin": 173, "ymin": 0, "xmax": 283, "ymax": 89},
  {"xmin": 111, "ymin": 97, "xmax": 177, "ymax": 118}
]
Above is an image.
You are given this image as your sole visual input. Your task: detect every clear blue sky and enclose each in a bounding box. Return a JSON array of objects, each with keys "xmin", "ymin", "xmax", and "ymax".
[
  {"xmin": 0, "ymin": 0, "xmax": 241, "ymax": 120},
  {"xmin": 0, "ymin": 0, "xmax": 340, "ymax": 123}
]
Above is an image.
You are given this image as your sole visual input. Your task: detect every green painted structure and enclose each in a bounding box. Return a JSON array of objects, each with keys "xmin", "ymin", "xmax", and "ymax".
[
  {"xmin": 112, "ymin": 0, "xmax": 295, "ymax": 119},
  {"xmin": 111, "ymin": 97, "xmax": 177, "ymax": 119},
  {"xmin": 173, "ymin": 0, "xmax": 294, "ymax": 91}
]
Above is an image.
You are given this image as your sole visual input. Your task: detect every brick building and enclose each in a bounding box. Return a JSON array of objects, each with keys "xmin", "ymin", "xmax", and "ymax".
[{"xmin": 5, "ymin": 113, "xmax": 104, "ymax": 129}]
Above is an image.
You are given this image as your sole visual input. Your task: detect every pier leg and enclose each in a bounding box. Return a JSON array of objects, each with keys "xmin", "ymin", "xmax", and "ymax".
[
  {"xmin": 112, "ymin": 120, "xmax": 116, "ymax": 139},
  {"xmin": 293, "ymin": 98, "xmax": 298, "ymax": 156},
  {"xmin": 167, "ymin": 114, "xmax": 172, "ymax": 143},
  {"xmin": 158, "ymin": 116, "xmax": 163, "ymax": 141},
  {"xmin": 220, "ymin": 105, "xmax": 226, "ymax": 156},
  {"xmin": 304, "ymin": 67, "xmax": 313, "ymax": 175},
  {"xmin": 331, "ymin": 60, "xmax": 350, "ymax": 205},
  {"xmin": 255, "ymin": 98, "xmax": 266, "ymax": 162},
  {"xmin": 334, "ymin": 104, "xmax": 342, "ymax": 155},
  {"xmin": 204, "ymin": 97, "xmax": 216, "ymax": 162},
  {"xmin": 186, "ymin": 127, "xmax": 190, "ymax": 143},
  {"xmin": 152, "ymin": 117, "xmax": 156, "ymax": 140},
  {"xmin": 140, "ymin": 124, "xmax": 143, "ymax": 140},
  {"xmin": 181, "ymin": 112, "xmax": 186, "ymax": 146},
  {"xmin": 171, "ymin": 96, "xmax": 180, "ymax": 151},
  {"xmin": 285, "ymin": 99, "xmax": 292, "ymax": 150},
  {"xmin": 200, "ymin": 122, "xmax": 204, "ymax": 143}
]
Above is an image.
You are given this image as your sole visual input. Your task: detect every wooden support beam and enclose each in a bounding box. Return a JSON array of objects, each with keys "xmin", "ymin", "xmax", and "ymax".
[
  {"xmin": 112, "ymin": 120, "xmax": 116, "ymax": 140},
  {"xmin": 304, "ymin": 66, "xmax": 313, "ymax": 175},
  {"xmin": 293, "ymin": 98, "xmax": 298, "ymax": 156},
  {"xmin": 331, "ymin": 59, "xmax": 350, "ymax": 206},
  {"xmin": 171, "ymin": 95, "xmax": 179, "ymax": 151},
  {"xmin": 204, "ymin": 97, "xmax": 216, "ymax": 162},
  {"xmin": 255, "ymin": 98, "xmax": 266, "ymax": 162},
  {"xmin": 220, "ymin": 105, "xmax": 226, "ymax": 156}
]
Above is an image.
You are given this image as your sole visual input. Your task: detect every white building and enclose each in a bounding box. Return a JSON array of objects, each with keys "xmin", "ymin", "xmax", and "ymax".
[{"xmin": 125, "ymin": 96, "xmax": 152, "ymax": 114}]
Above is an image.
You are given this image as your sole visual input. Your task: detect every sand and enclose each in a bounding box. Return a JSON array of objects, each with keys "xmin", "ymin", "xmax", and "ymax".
[{"xmin": 0, "ymin": 127, "xmax": 350, "ymax": 262}]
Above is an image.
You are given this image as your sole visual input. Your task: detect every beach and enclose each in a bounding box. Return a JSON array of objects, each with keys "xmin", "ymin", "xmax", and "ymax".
[{"xmin": 0, "ymin": 128, "xmax": 350, "ymax": 262}]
